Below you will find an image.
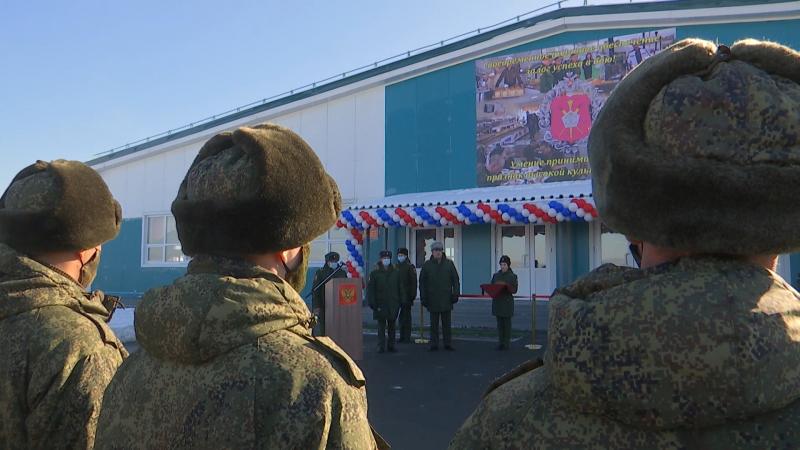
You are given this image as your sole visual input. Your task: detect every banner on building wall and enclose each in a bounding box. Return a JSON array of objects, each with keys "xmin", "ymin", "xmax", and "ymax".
[{"xmin": 475, "ymin": 28, "xmax": 676, "ymax": 187}]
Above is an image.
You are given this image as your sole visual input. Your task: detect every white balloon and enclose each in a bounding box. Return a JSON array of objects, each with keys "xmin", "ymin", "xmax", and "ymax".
[
  {"xmin": 501, "ymin": 213, "xmax": 510, "ymax": 221},
  {"xmin": 568, "ymin": 202, "xmax": 578, "ymax": 212},
  {"xmin": 415, "ymin": 217, "xmax": 424, "ymax": 225},
  {"xmin": 376, "ymin": 218, "xmax": 384, "ymax": 225},
  {"xmin": 556, "ymin": 213, "xmax": 565, "ymax": 222},
  {"xmin": 440, "ymin": 217, "xmax": 448, "ymax": 225},
  {"xmin": 476, "ymin": 209, "xmax": 485, "ymax": 218},
  {"xmin": 584, "ymin": 214, "xmax": 594, "ymax": 222},
  {"xmin": 392, "ymin": 214, "xmax": 400, "ymax": 222},
  {"xmin": 355, "ymin": 244, "xmax": 362, "ymax": 252},
  {"xmin": 456, "ymin": 213, "xmax": 465, "ymax": 221},
  {"xmin": 355, "ymin": 215, "xmax": 364, "ymax": 223},
  {"xmin": 548, "ymin": 209, "xmax": 556, "ymax": 217},
  {"xmin": 356, "ymin": 266, "xmax": 364, "ymax": 273},
  {"xmin": 464, "ymin": 217, "xmax": 471, "ymax": 225},
  {"xmin": 346, "ymin": 273, "xmax": 353, "ymax": 278},
  {"xmin": 432, "ymin": 212, "xmax": 441, "ymax": 221},
  {"xmin": 521, "ymin": 208, "xmax": 530, "ymax": 217},
  {"xmin": 576, "ymin": 208, "xmax": 586, "ymax": 217}
]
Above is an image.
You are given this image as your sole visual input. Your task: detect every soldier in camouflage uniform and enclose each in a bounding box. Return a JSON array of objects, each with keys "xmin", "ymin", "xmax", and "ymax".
[
  {"xmin": 95, "ymin": 124, "xmax": 386, "ymax": 449},
  {"xmin": 0, "ymin": 160, "xmax": 127, "ymax": 450},
  {"xmin": 395, "ymin": 247, "xmax": 417, "ymax": 343},
  {"xmin": 451, "ymin": 39, "xmax": 800, "ymax": 449},
  {"xmin": 311, "ymin": 251, "xmax": 347, "ymax": 336}
]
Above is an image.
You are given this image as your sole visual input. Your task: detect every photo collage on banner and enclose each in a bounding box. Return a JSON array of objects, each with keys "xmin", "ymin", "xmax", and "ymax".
[{"xmin": 475, "ymin": 28, "xmax": 676, "ymax": 187}]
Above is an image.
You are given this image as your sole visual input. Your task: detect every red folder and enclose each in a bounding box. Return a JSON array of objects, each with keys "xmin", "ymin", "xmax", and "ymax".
[{"xmin": 481, "ymin": 283, "xmax": 509, "ymax": 299}]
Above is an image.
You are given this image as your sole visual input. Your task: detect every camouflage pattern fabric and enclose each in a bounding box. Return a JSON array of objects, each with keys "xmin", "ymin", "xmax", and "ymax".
[
  {"xmin": 450, "ymin": 257, "xmax": 800, "ymax": 449},
  {"xmin": 0, "ymin": 243, "xmax": 128, "ymax": 450},
  {"xmin": 95, "ymin": 255, "xmax": 383, "ymax": 450}
]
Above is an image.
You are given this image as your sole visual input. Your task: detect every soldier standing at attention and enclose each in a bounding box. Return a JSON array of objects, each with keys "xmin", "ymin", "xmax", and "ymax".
[
  {"xmin": 419, "ymin": 241, "xmax": 460, "ymax": 351},
  {"xmin": 490, "ymin": 255, "xmax": 518, "ymax": 351},
  {"xmin": 395, "ymin": 247, "xmax": 417, "ymax": 343},
  {"xmin": 311, "ymin": 251, "xmax": 347, "ymax": 335},
  {"xmin": 95, "ymin": 124, "xmax": 385, "ymax": 449},
  {"xmin": 451, "ymin": 39, "xmax": 800, "ymax": 449},
  {"xmin": 0, "ymin": 160, "xmax": 127, "ymax": 450},
  {"xmin": 368, "ymin": 250, "xmax": 403, "ymax": 353}
]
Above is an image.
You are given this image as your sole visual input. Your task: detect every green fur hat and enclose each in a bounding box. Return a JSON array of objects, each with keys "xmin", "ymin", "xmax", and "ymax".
[
  {"xmin": 0, "ymin": 160, "xmax": 122, "ymax": 253},
  {"xmin": 588, "ymin": 38, "xmax": 800, "ymax": 255},
  {"xmin": 172, "ymin": 123, "xmax": 342, "ymax": 256}
]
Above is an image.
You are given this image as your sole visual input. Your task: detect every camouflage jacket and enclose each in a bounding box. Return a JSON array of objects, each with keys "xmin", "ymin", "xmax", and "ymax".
[
  {"xmin": 0, "ymin": 243, "xmax": 127, "ymax": 450},
  {"xmin": 450, "ymin": 257, "xmax": 800, "ymax": 449},
  {"xmin": 95, "ymin": 255, "xmax": 385, "ymax": 450}
]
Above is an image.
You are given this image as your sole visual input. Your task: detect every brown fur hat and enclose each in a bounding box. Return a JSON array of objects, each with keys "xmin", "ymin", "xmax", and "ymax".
[
  {"xmin": 172, "ymin": 123, "xmax": 342, "ymax": 256},
  {"xmin": 0, "ymin": 160, "xmax": 122, "ymax": 253},
  {"xmin": 588, "ymin": 38, "xmax": 800, "ymax": 255}
]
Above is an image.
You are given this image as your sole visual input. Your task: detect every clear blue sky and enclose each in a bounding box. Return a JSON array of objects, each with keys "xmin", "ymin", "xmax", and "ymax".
[{"xmin": 0, "ymin": 0, "xmax": 616, "ymax": 189}]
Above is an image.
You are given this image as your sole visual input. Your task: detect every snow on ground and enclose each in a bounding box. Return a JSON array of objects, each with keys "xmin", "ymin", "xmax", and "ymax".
[{"xmin": 109, "ymin": 307, "xmax": 136, "ymax": 343}]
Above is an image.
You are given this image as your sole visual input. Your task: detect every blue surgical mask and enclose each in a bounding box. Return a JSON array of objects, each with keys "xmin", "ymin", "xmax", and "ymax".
[
  {"xmin": 381, "ymin": 258, "xmax": 391, "ymax": 266},
  {"xmin": 397, "ymin": 255, "xmax": 407, "ymax": 263},
  {"xmin": 328, "ymin": 261, "xmax": 339, "ymax": 270}
]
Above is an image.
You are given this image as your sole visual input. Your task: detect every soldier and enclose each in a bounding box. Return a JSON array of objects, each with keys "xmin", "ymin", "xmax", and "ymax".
[
  {"xmin": 490, "ymin": 255, "xmax": 518, "ymax": 350},
  {"xmin": 0, "ymin": 160, "xmax": 127, "ymax": 449},
  {"xmin": 368, "ymin": 250, "xmax": 403, "ymax": 353},
  {"xmin": 311, "ymin": 251, "xmax": 347, "ymax": 335},
  {"xmin": 395, "ymin": 247, "xmax": 417, "ymax": 343},
  {"xmin": 451, "ymin": 39, "xmax": 800, "ymax": 448},
  {"xmin": 95, "ymin": 124, "xmax": 385, "ymax": 449},
  {"xmin": 419, "ymin": 241, "xmax": 460, "ymax": 351}
]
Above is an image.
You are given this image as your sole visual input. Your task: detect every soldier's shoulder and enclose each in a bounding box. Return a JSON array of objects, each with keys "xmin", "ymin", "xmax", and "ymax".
[{"xmin": 255, "ymin": 330, "xmax": 365, "ymax": 390}]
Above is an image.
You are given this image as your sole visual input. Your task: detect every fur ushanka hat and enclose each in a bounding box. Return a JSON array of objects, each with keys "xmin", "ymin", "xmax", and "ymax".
[
  {"xmin": 0, "ymin": 160, "xmax": 122, "ymax": 254},
  {"xmin": 172, "ymin": 123, "xmax": 342, "ymax": 256},
  {"xmin": 588, "ymin": 38, "xmax": 800, "ymax": 255}
]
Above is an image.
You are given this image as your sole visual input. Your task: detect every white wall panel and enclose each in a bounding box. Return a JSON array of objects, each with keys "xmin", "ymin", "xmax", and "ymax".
[
  {"xmin": 326, "ymin": 96, "xmax": 357, "ymax": 201},
  {"xmin": 354, "ymin": 87, "xmax": 385, "ymax": 201},
  {"xmin": 99, "ymin": 86, "xmax": 386, "ymax": 217},
  {"xmin": 299, "ymin": 105, "xmax": 329, "ymax": 165}
]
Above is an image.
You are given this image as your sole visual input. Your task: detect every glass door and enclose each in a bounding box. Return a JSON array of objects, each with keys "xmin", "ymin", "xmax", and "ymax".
[
  {"xmin": 531, "ymin": 225, "xmax": 553, "ymax": 298},
  {"xmin": 496, "ymin": 225, "xmax": 531, "ymax": 296}
]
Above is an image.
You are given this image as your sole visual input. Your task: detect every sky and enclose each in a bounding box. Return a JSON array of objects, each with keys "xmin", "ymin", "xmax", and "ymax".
[{"xmin": 0, "ymin": 0, "xmax": 642, "ymax": 189}]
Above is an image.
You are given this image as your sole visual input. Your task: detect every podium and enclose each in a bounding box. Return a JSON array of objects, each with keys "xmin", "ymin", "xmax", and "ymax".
[{"xmin": 324, "ymin": 278, "xmax": 363, "ymax": 360}]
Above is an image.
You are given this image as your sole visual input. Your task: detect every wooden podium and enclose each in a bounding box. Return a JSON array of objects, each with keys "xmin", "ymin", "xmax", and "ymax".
[{"xmin": 324, "ymin": 278, "xmax": 363, "ymax": 360}]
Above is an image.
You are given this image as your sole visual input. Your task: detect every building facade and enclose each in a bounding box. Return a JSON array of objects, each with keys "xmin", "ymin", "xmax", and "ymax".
[{"xmin": 89, "ymin": 0, "xmax": 800, "ymax": 305}]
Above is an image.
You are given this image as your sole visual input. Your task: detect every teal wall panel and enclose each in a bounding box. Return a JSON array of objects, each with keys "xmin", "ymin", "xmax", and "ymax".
[
  {"xmin": 96, "ymin": 218, "xmax": 321, "ymax": 308},
  {"xmin": 461, "ymin": 224, "xmax": 493, "ymax": 295},
  {"xmin": 556, "ymin": 222, "xmax": 590, "ymax": 287},
  {"xmin": 94, "ymin": 218, "xmax": 185, "ymax": 300}
]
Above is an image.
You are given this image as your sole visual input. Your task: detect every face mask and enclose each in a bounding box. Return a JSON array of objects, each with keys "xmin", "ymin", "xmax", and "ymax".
[
  {"xmin": 381, "ymin": 258, "xmax": 391, "ymax": 266},
  {"xmin": 281, "ymin": 244, "xmax": 310, "ymax": 292},
  {"xmin": 397, "ymin": 255, "xmax": 407, "ymax": 263},
  {"xmin": 328, "ymin": 261, "xmax": 339, "ymax": 270},
  {"xmin": 79, "ymin": 248, "xmax": 101, "ymax": 290}
]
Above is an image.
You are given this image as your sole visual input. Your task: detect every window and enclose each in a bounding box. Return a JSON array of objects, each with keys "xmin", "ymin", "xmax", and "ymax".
[
  {"xmin": 310, "ymin": 227, "xmax": 351, "ymax": 266},
  {"xmin": 143, "ymin": 215, "xmax": 189, "ymax": 266}
]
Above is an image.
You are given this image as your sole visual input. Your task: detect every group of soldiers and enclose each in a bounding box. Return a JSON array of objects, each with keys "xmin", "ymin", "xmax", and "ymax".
[
  {"xmin": 312, "ymin": 241, "xmax": 463, "ymax": 353},
  {"xmin": 2, "ymin": 37, "xmax": 800, "ymax": 449}
]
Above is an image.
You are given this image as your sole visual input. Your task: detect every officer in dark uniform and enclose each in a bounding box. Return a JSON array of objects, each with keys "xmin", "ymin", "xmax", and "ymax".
[
  {"xmin": 490, "ymin": 255, "xmax": 518, "ymax": 350},
  {"xmin": 395, "ymin": 247, "xmax": 417, "ymax": 343},
  {"xmin": 368, "ymin": 250, "xmax": 403, "ymax": 353},
  {"xmin": 311, "ymin": 251, "xmax": 347, "ymax": 335}
]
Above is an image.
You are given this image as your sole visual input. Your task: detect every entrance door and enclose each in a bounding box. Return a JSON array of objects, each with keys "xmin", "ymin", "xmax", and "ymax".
[
  {"xmin": 531, "ymin": 225, "xmax": 554, "ymax": 298},
  {"xmin": 496, "ymin": 225, "xmax": 531, "ymax": 296},
  {"xmin": 411, "ymin": 227, "xmax": 461, "ymax": 296}
]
